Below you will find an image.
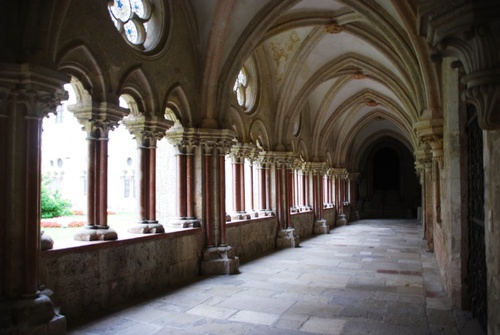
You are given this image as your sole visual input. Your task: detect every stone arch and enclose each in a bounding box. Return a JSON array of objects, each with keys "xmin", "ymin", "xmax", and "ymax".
[
  {"xmin": 249, "ymin": 119, "xmax": 271, "ymax": 151},
  {"xmin": 163, "ymin": 84, "xmax": 193, "ymax": 127},
  {"xmin": 225, "ymin": 106, "xmax": 247, "ymax": 142},
  {"xmin": 118, "ymin": 66, "xmax": 156, "ymax": 117},
  {"xmin": 56, "ymin": 43, "xmax": 108, "ymax": 103}
]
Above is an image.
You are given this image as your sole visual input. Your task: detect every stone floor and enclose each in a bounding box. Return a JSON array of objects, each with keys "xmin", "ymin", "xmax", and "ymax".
[{"xmin": 69, "ymin": 219, "xmax": 483, "ymax": 335}]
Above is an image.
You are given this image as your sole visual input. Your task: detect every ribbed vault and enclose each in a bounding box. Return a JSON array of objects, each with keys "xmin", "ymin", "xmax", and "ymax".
[{"xmin": 206, "ymin": 0, "xmax": 440, "ymax": 167}]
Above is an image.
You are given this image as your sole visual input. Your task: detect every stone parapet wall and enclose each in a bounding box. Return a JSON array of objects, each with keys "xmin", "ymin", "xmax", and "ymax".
[
  {"xmin": 40, "ymin": 230, "xmax": 204, "ymax": 322},
  {"xmin": 291, "ymin": 211, "xmax": 315, "ymax": 238},
  {"xmin": 226, "ymin": 217, "xmax": 278, "ymax": 262},
  {"xmin": 324, "ymin": 208, "xmax": 337, "ymax": 229}
]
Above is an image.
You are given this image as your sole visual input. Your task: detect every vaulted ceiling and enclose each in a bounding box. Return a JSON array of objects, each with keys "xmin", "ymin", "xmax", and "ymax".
[{"xmin": 192, "ymin": 0, "xmax": 439, "ymax": 168}]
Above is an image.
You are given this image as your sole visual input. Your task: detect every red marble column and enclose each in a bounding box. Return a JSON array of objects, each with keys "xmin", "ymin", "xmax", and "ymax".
[
  {"xmin": 249, "ymin": 163, "xmax": 254, "ymax": 211},
  {"xmin": 286, "ymin": 167, "xmax": 293, "ymax": 227},
  {"xmin": 219, "ymin": 153, "xmax": 227, "ymax": 245},
  {"xmin": 24, "ymin": 116, "xmax": 42, "ymax": 297},
  {"xmin": 304, "ymin": 171, "xmax": 309, "ymax": 207},
  {"xmin": 232, "ymin": 159, "xmax": 241, "ymax": 212},
  {"xmin": 186, "ymin": 152, "xmax": 195, "ymax": 218},
  {"xmin": 177, "ymin": 153, "xmax": 187, "ymax": 218},
  {"xmin": 204, "ymin": 152, "xmax": 213, "ymax": 246},
  {"xmin": 97, "ymin": 136, "xmax": 109, "ymax": 228},
  {"xmin": 258, "ymin": 164, "xmax": 266, "ymax": 210},
  {"xmin": 265, "ymin": 166, "xmax": 271, "ymax": 210},
  {"xmin": 147, "ymin": 147, "xmax": 156, "ymax": 220},
  {"xmin": 276, "ymin": 164, "xmax": 283, "ymax": 228},
  {"xmin": 87, "ymin": 137, "xmax": 96, "ymax": 226},
  {"xmin": 239, "ymin": 161, "xmax": 245, "ymax": 211},
  {"xmin": 318, "ymin": 174, "xmax": 324, "ymax": 219},
  {"xmin": 312, "ymin": 174, "xmax": 318, "ymax": 218}
]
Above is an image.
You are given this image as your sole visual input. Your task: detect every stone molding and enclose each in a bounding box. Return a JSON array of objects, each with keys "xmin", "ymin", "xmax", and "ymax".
[
  {"xmin": 0, "ymin": 63, "xmax": 69, "ymax": 119},
  {"xmin": 123, "ymin": 114, "xmax": 174, "ymax": 147},
  {"xmin": 165, "ymin": 127, "xmax": 236, "ymax": 154},
  {"xmin": 418, "ymin": 1, "xmax": 500, "ymax": 130},
  {"xmin": 69, "ymin": 102, "xmax": 129, "ymax": 137}
]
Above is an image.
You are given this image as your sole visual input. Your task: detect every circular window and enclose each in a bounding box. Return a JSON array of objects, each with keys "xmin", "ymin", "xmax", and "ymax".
[
  {"xmin": 57, "ymin": 159, "xmax": 63, "ymax": 168},
  {"xmin": 108, "ymin": 0, "xmax": 165, "ymax": 51},
  {"xmin": 127, "ymin": 157, "xmax": 133, "ymax": 166}
]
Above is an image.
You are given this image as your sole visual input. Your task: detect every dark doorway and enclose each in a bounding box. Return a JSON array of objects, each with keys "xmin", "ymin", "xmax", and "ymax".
[
  {"xmin": 358, "ymin": 137, "xmax": 417, "ymax": 219},
  {"xmin": 373, "ymin": 147, "xmax": 399, "ymax": 191}
]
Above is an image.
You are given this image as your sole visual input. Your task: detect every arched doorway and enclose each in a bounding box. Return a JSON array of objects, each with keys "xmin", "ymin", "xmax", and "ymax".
[
  {"xmin": 373, "ymin": 147, "xmax": 399, "ymax": 192},
  {"xmin": 358, "ymin": 137, "xmax": 419, "ymax": 219}
]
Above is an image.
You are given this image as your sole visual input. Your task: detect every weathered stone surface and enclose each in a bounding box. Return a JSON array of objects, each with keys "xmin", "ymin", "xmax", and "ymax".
[{"xmin": 276, "ymin": 228, "xmax": 299, "ymax": 248}]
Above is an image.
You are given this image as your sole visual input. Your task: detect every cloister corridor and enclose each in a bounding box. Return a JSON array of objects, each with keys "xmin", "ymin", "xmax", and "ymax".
[{"xmin": 69, "ymin": 220, "xmax": 482, "ymax": 335}]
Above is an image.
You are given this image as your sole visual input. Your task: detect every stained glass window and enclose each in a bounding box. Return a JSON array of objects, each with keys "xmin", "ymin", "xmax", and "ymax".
[{"xmin": 108, "ymin": 0, "xmax": 152, "ymax": 47}]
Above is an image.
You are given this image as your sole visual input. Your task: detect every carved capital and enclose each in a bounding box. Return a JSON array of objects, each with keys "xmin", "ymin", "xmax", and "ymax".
[
  {"xmin": 123, "ymin": 115, "xmax": 174, "ymax": 148},
  {"xmin": 69, "ymin": 102, "xmax": 128, "ymax": 138},
  {"xmin": 271, "ymin": 152, "xmax": 297, "ymax": 169},
  {"xmin": 0, "ymin": 63, "xmax": 69, "ymax": 119}
]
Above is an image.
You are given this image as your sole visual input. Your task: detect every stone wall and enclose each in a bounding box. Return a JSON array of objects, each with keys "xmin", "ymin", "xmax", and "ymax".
[
  {"xmin": 291, "ymin": 211, "xmax": 315, "ymax": 239},
  {"xmin": 324, "ymin": 208, "xmax": 336, "ymax": 229},
  {"xmin": 40, "ymin": 230, "xmax": 203, "ymax": 322},
  {"xmin": 226, "ymin": 217, "xmax": 278, "ymax": 262},
  {"xmin": 434, "ymin": 59, "xmax": 467, "ymax": 308}
]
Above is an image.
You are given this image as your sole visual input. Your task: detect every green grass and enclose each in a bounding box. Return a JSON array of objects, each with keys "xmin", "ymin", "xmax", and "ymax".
[{"xmin": 41, "ymin": 212, "xmax": 136, "ymax": 241}]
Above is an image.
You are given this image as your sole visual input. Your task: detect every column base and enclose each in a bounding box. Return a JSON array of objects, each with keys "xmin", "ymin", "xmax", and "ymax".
[
  {"xmin": 167, "ymin": 218, "xmax": 201, "ymax": 228},
  {"xmin": 230, "ymin": 212, "xmax": 252, "ymax": 220},
  {"xmin": 128, "ymin": 220, "xmax": 165, "ymax": 234},
  {"xmin": 201, "ymin": 246, "xmax": 239, "ymax": 275},
  {"xmin": 40, "ymin": 231, "xmax": 54, "ymax": 251},
  {"xmin": 277, "ymin": 228, "xmax": 299, "ymax": 248},
  {"xmin": 314, "ymin": 219, "xmax": 329, "ymax": 234},
  {"xmin": 350, "ymin": 210, "xmax": 360, "ymax": 222},
  {"xmin": 258, "ymin": 210, "xmax": 275, "ymax": 217},
  {"xmin": 336, "ymin": 214, "xmax": 347, "ymax": 226},
  {"xmin": 74, "ymin": 226, "xmax": 118, "ymax": 241},
  {"xmin": 0, "ymin": 294, "xmax": 66, "ymax": 335}
]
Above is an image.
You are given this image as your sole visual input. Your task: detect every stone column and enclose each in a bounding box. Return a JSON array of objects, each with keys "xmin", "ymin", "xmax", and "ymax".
[
  {"xmin": 274, "ymin": 152, "xmax": 299, "ymax": 248},
  {"xmin": 70, "ymin": 102, "xmax": 128, "ymax": 241},
  {"xmin": 0, "ymin": 64, "xmax": 67, "ymax": 334},
  {"xmin": 198, "ymin": 130, "xmax": 239, "ymax": 275},
  {"xmin": 123, "ymin": 115, "xmax": 173, "ymax": 233},
  {"xmin": 333, "ymin": 168, "xmax": 348, "ymax": 226},
  {"xmin": 229, "ymin": 144, "xmax": 254, "ymax": 220},
  {"xmin": 349, "ymin": 172, "xmax": 360, "ymax": 221},
  {"xmin": 165, "ymin": 132, "xmax": 200, "ymax": 228},
  {"xmin": 255, "ymin": 153, "xmax": 274, "ymax": 216},
  {"xmin": 310, "ymin": 162, "xmax": 328, "ymax": 234}
]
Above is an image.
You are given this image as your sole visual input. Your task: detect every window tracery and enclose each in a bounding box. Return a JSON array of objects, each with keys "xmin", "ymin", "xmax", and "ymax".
[
  {"xmin": 108, "ymin": 0, "xmax": 154, "ymax": 49},
  {"xmin": 233, "ymin": 68, "xmax": 249, "ymax": 108}
]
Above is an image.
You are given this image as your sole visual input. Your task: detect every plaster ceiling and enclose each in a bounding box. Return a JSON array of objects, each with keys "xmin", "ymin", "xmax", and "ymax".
[{"xmin": 191, "ymin": 0, "xmax": 428, "ymax": 164}]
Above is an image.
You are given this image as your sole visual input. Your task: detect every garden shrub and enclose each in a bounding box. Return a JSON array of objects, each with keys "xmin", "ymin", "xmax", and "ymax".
[{"xmin": 41, "ymin": 179, "xmax": 72, "ymax": 219}]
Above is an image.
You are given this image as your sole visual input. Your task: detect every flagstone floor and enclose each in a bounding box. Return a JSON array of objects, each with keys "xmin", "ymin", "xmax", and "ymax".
[{"xmin": 69, "ymin": 219, "xmax": 483, "ymax": 335}]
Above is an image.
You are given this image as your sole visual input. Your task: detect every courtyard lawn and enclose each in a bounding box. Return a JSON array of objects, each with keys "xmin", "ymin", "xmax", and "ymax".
[{"xmin": 41, "ymin": 212, "xmax": 136, "ymax": 241}]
